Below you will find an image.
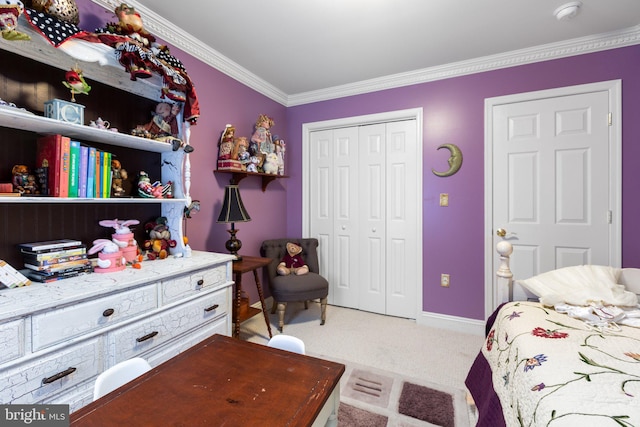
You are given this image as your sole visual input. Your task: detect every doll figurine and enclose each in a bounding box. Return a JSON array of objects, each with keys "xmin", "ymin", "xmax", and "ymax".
[
  {"xmin": 218, "ymin": 124, "xmax": 235, "ymax": 160},
  {"xmin": 233, "ymin": 137, "xmax": 250, "ymax": 169},
  {"xmin": 251, "ymin": 114, "xmax": 275, "ymax": 155}
]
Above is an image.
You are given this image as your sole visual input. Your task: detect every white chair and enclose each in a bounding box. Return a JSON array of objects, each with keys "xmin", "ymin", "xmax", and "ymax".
[
  {"xmin": 267, "ymin": 334, "xmax": 306, "ymax": 354},
  {"xmin": 93, "ymin": 357, "xmax": 152, "ymax": 401}
]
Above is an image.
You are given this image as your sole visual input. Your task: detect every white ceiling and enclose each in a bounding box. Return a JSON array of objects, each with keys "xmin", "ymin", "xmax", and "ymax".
[{"xmin": 120, "ymin": 0, "xmax": 640, "ymax": 105}]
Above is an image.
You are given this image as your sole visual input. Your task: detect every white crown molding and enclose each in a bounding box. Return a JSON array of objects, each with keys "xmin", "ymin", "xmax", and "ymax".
[
  {"xmin": 288, "ymin": 24, "xmax": 640, "ymax": 106},
  {"xmin": 91, "ymin": 1, "xmax": 640, "ymax": 107},
  {"xmin": 90, "ymin": 0, "xmax": 288, "ymax": 105}
]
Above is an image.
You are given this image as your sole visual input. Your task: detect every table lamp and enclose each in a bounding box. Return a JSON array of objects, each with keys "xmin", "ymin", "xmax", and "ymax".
[{"xmin": 217, "ymin": 185, "xmax": 251, "ymax": 260}]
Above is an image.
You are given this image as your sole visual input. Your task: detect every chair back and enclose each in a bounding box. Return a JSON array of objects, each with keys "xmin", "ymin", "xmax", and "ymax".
[
  {"xmin": 267, "ymin": 334, "xmax": 306, "ymax": 354},
  {"xmin": 261, "ymin": 238, "xmax": 321, "ymax": 281},
  {"xmin": 93, "ymin": 357, "xmax": 152, "ymax": 401}
]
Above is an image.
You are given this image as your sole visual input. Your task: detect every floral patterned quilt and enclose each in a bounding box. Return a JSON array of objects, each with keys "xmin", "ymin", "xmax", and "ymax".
[{"xmin": 482, "ymin": 301, "xmax": 640, "ymax": 427}]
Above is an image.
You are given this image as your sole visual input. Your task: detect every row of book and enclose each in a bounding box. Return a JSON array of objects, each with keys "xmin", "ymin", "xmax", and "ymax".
[
  {"xmin": 18, "ymin": 239, "xmax": 93, "ymax": 283},
  {"xmin": 37, "ymin": 134, "xmax": 114, "ymax": 198}
]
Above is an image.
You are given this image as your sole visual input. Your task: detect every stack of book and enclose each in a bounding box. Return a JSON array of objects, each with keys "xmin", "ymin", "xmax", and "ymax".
[
  {"xmin": 36, "ymin": 134, "xmax": 114, "ymax": 198},
  {"xmin": 18, "ymin": 239, "xmax": 92, "ymax": 283}
]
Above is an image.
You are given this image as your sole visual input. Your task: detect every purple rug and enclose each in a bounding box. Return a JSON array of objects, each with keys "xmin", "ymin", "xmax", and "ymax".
[
  {"xmin": 338, "ymin": 403, "xmax": 388, "ymax": 427},
  {"xmin": 337, "ymin": 364, "xmax": 467, "ymax": 427},
  {"xmin": 398, "ymin": 381, "xmax": 455, "ymax": 427}
]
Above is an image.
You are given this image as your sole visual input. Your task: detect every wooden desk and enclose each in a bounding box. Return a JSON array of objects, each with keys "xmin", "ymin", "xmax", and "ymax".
[
  {"xmin": 232, "ymin": 255, "xmax": 273, "ymax": 338},
  {"xmin": 71, "ymin": 334, "xmax": 345, "ymax": 426}
]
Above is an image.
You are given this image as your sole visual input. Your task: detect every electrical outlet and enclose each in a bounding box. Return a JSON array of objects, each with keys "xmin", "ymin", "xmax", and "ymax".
[
  {"xmin": 440, "ymin": 193, "xmax": 449, "ymax": 207},
  {"xmin": 440, "ymin": 273, "xmax": 450, "ymax": 287}
]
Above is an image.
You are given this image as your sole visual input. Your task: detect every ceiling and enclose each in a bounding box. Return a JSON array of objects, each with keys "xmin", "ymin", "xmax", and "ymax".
[{"xmin": 125, "ymin": 0, "xmax": 640, "ymax": 104}]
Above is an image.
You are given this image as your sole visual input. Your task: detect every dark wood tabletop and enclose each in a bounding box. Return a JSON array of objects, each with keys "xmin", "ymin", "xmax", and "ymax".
[{"xmin": 70, "ymin": 334, "xmax": 344, "ymax": 426}]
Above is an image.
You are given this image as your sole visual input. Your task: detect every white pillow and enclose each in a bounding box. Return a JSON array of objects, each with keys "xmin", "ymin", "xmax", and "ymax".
[{"xmin": 517, "ymin": 265, "xmax": 638, "ymax": 307}]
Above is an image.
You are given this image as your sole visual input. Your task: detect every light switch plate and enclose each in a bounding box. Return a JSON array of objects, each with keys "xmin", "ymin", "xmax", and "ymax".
[{"xmin": 440, "ymin": 193, "xmax": 449, "ymax": 207}]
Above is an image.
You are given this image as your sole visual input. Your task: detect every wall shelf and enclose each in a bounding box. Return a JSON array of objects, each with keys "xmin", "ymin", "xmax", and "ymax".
[{"xmin": 213, "ymin": 170, "xmax": 288, "ymax": 192}]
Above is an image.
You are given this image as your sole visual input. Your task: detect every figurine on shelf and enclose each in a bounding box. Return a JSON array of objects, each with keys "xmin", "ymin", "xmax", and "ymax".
[
  {"xmin": 0, "ymin": 1, "xmax": 30, "ymax": 41},
  {"xmin": 263, "ymin": 152, "xmax": 278, "ymax": 175},
  {"xmin": 98, "ymin": 218, "xmax": 140, "ymax": 265},
  {"xmin": 274, "ymin": 138, "xmax": 286, "ymax": 175},
  {"xmin": 88, "ymin": 238, "xmax": 126, "ymax": 272},
  {"xmin": 30, "ymin": 0, "xmax": 80, "ymax": 25},
  {"xmin": 251, "ymin": 114, "xmax": 275, "ymax": 155},
  {"xmin": 217, "ymin": 124, "xmax": 242, "ymax": 171},
  {"xmin": 89, "ymin": 117, "xmax": 111, "ymax": 130},
  {"xmin": 111, "ymin": 159, "xmax": 128, "ymax": 197},
  {"xmin": 218, "ymin": 124, "xmax": 235, "ymax": 161},
  {"xmin": 233, "ymin": 137, "xmax": 250, "ymax": 170},
  {"xmin": 137, "ymin": 171, "xmax": 172, "ymax": 199},
  {"xmin": 144, "ymin": 216, "xmax": 176, "ymax": 260},
  {"xmin": 63, "ymin": 65, "xmax": 91, "ymax": 102},
  {"xmin": 90, "ymin": 3, "xmax": 200, "ymax": 124},
  {"xmin": 133, "ymin": 102, "xmax": 193, "ymax": 152},
  {"xmin": 246, "ymin": 156, "xmax": 261, "ymax": 173},
  {"xmin": 12, "ymin": 164, "xmax": 38, "ymax": 194}
]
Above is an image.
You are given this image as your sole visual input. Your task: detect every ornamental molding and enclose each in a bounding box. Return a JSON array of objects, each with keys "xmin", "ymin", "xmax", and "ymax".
[{"xmin": 92, "ymin": 1, "xmax": 640, "ymax": 107}]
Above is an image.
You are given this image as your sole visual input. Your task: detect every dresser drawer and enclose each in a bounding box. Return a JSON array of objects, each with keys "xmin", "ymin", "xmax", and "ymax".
[
  {"xmin": 32, "ymin": 284, "xmax": 157, "ymax": 351},
  {"xmin": 0, "ymin": 318, "xmax": 25, "ymax": 365},
  {"xmin": 161, "ymin": 265, "xmax": 227, "ymax": 304},
  {"xmin": 0, "ymin": 338, "xmax": 102, "ymax": 404},
  {"xmin": 145, "ymin": 316, "xmax": 230, "ymax": 367},
  {"xmin": 111, "ymin": 286, "xmax": 230, "ymax": 361}
]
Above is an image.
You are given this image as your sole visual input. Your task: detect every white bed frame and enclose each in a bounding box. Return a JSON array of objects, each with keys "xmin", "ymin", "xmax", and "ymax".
[{"xmin": 495, "ymin": 240, "xmax": 640, "ymax": 304}]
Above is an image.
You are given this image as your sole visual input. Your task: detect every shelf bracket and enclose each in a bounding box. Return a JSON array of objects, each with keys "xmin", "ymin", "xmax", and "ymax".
[{"xmin": 213, "ymin": 170, "xmax": 288, "ymax": 192}]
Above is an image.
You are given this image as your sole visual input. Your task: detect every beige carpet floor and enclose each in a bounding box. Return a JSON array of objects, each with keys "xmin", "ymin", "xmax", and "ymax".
[{"xmin": 240, "ymin": 300, "xmax": 484, "ymax": 426}]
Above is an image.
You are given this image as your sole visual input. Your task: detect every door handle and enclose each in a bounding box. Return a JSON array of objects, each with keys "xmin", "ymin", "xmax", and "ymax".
[{"xmin": 496, "ymin": 228, "xmax": 506, "ymax": 237}]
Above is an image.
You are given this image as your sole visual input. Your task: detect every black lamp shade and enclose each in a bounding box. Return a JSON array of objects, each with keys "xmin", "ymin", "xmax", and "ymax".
[{"xmin": 217, "ymin": 185, "xmax": 251, "ymax": 223}]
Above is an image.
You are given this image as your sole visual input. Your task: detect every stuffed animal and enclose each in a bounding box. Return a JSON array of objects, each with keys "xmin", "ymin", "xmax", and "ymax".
[
  {"xmin": 277, "ymin": 242, "xmax": 309, "ymax": 276},
  {"xmin": 11, "ymin": 164, "xmax": 37, "ymax": 194},
  {"xmin": 262, "ymin": 152, "xmax": 278, "ymax": 174},
  {"xmin": 88, "ymin": 238, "xmax": 125, "ymax": 271},
  {"xmin": 144, "ymin": 216, "xmax": 176, "ymax": 260}
]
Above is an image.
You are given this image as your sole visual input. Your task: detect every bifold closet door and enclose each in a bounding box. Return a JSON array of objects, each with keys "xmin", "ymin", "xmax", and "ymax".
[
  {"xmin": 309, "ymin": 120, "xmax": 418, "ymax": 318},
  {"xmin": 310, "ymin": 127, "xmax": 360, "ymax": 309},
  {"xmin": 358, "ymin": 121, "xmax": 418, "ymax": 318}
]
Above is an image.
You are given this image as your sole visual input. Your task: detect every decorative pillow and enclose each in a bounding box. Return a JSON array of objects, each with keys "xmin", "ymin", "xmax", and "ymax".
[{"xmin": 517, "ymin": 265, "xmax": 638, "ymax": 307}]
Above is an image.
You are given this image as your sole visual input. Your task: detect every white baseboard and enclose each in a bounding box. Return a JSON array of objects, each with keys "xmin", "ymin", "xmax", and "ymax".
[{"xmin": 416, "ymin": 311, "xmax": 485, "ymax": 336}]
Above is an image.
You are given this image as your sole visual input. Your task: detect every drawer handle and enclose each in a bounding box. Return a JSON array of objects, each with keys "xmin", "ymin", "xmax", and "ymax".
[
  {"xmin": 197, "ymin": 279, "xmax": 204, "ymax": 287},
  {"xmin": 204, "ymin": 304, "xmax": 220, "ymax": 312},
  {"xmin": 136, "ymin": 331, "xmax": 159, "ymax": 342},
  {"xmin": 103, "ymin": 308, "xmax": 115, "ymax": 317},
  {"xmin": 42, "ymin": 367, "xmax": 77, "ymax": 384}
]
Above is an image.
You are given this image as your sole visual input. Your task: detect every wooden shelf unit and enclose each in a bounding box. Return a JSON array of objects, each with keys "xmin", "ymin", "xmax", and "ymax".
[{"xmin": 214, "ymin": 170, "xmax": 288, "ymax": 191}]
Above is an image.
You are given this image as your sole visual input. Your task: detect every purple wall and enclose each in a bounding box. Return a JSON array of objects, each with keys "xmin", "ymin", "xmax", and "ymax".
[
  {"xmin": 286, "ymin": 46, "xmax": 640, "ymax": 320},
  {"xmin": 77, "ymin": 2, "xmax": 640, "ymax": 321}
]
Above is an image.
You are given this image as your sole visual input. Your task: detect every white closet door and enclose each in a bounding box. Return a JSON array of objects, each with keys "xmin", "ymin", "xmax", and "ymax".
[
  {"xmin": 385, "ymin": 120, "xmax": 418, "ymax": 318},
  {"xmin": 309, "ymin": 129, "xmax": 333, "ymax": 294},
  {"xmin": 309, "ymin": 120, "xmax": 418, "ymax": 318},
  {"xmin": 358, "ymin": 124, "xmax": 387, "ymax": 313},
  {"xmin": 310, "ymin": 127, "xmax": 360, "ymax": 308}
]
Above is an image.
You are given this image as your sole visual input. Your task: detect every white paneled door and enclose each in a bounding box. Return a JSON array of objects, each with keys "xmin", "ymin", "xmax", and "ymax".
[
  {"xmin": 309, "ymin": 119, "xmax": 418, "ymax": 318},
  {"xmin": 488, "ymin": 81, "xmax": 621, "ymax": 310}
]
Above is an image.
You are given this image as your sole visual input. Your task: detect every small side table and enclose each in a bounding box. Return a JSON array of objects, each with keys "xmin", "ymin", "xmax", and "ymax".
[{"xmin": 232, "ymin": 256, "xmax": 273, "ymax": 339}]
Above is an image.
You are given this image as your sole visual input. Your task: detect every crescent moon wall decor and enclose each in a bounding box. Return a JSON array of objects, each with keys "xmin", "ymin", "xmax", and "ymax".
[{"xmin": 432, "ymin": 143, "xmax": 463, "ymax": 177}]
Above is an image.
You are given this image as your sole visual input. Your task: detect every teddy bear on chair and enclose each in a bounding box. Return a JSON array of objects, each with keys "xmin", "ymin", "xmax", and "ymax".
[{"xmin": 277, "ymin": 242, "xmax": 309, "ymax": 276}]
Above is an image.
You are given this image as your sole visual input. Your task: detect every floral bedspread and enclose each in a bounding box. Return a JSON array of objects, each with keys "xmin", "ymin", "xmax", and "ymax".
[{"xmin": 482, "ymin": 301, "xmax": 640, "ymax": 427}]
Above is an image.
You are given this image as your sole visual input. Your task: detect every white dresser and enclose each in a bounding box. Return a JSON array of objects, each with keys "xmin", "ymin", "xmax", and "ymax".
[{"xmin": 0, "ymin": 251, "xmax": 234, "ymax": 412}]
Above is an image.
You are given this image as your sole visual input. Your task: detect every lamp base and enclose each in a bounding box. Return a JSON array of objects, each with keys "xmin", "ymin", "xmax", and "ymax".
[{"xmin": 225, "ymin": 228, "xmax": 243, "ymax": 261}]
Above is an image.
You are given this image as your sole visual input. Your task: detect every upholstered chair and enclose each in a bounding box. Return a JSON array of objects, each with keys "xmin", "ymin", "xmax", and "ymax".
[{"xmin": 260, "ymin": 238, "xmax": 328, "ymax": 332}]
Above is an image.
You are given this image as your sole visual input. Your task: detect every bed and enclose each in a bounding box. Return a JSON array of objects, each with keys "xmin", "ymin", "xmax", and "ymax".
[{"xmin": 465, "ymin": 242, "xmax": 640, "ymax": 427}]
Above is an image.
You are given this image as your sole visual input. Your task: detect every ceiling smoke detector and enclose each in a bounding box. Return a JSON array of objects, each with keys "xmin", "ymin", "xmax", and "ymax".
[{"xmin": 554, "ymin": 2, "xmax": 582, "ymax": 21}]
